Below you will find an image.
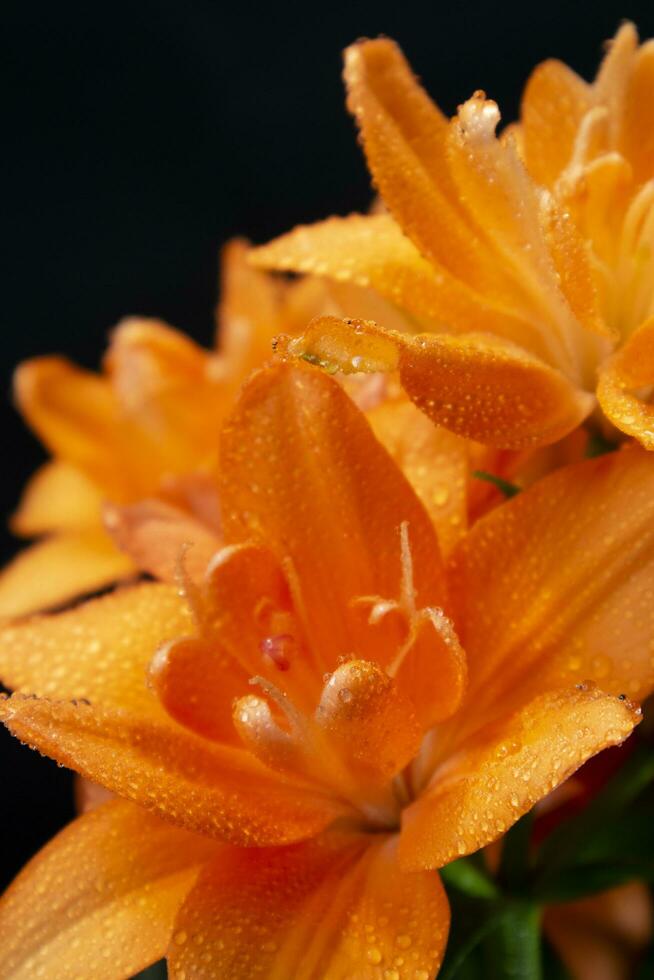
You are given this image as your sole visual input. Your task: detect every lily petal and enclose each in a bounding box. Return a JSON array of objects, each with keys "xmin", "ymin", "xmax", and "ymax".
[
  {"xmin": 594, "ymin": 22, "xmax": 639, "ymax": 138},
  {"xmin": 0, "ymin": 582, "xmax": 190, "ymax": 717},
  {"xmin": 597, "ymin": 315, "xmax": 654, "ymax": 449},
  {"xmin": 0, "ymin": 799, "xmax": 218, "ymax": 980},
  {"xmin": 398, "ymin": 331, "xmax": 594, "ymax": 448},
  {"xmin": 620, "ymin": 40, "xmax": 654, "ymax": 184},
  {"xmin": 367, "ymin": 397, "xmax": 469, "ymax": 556},
  {"xmin": 252, "ymin": 212, "xmax": 537, "ymax": 343},
  {"xmin": 521, "ymin": 58, "xmax": 591, "ymax": 187},
  {"xmin": 0, "ymin": 530, "xmax": 136, "ymax": 619},
  {"xmin": 279, "ymin": 317, "xmax": 593, "ymax": 448},
  {"xmin": 450, "ymin": 445, "xmax": 654, "ymax": 713},
  {"xmin": 104, "ymin": 500, "xmax": 221, "ymax": 583},
  {"xmin": 106, "ymin": 318, "xmax": 226, "ymax": 474},
  {"xmin": 219, "ymin": 362, "xmax": 454, "ymax": 683},
  {"xmin": 149, "ymin": 636, "xmax": 249, "ymax": 744},
  {"xmin": 447, "ymin": 95, "xmax": 593, "ymax": 372},
  {"xmin": 0, "ymin": 695, "xmax": 345, "ymax": 845},
  {"xmin": 218, "ymin": 238, "xmax": 286, "ymax": 370},
  {"xmin": 11, "ymin": 461, "xmax": 102, "ymax": 536},
  {"xmin": 14, "ymin": 357, "xmax": 129, "ymax": 498},
  {"xmin": 168, "ymin": 833, "xmax": 449, "ymax": 979},
  {"xmin": 342, "ymin": 38, "xmax": 505, "ymax": 299},
  {"xmin": 401, "ymin": 685, "xmax": 640, "ymax": 870},
  {"xmin": 199, "ymin": 543, "xmax": 293, "ymax": 672},
  {"xmin": 540, "ymin": 196, "xmax": 612, "ymax": 341}
]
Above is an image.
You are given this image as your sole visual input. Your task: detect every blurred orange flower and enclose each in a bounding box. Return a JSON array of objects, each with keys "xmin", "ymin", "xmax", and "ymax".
[
  {"xmin": 546, "ymin": 882, "xmax": 653, "ymax": 980},
  {"xmin": 254, "ymin": 25, "xmax": 654, "ymax": 452},
  {"xmin": 1, "ymin": 361, "xmax": 653, "ymax": 976},
  {"xmin": 0, "ymin": 242, "xmax": 330, "ymax": 618}
]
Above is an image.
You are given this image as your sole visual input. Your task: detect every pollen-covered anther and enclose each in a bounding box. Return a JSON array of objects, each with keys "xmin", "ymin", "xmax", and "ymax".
[
  {"xmin": 457, "ymin": 92, "xmax": 500, "ymax": 139},
  {"xmin": 316, "ymin": 660, "xmax": 422, "ymax": 783},
  {"xmin": 232, "ymin": 693, "xmax": 302, "ymax": 772},
  {"xmin": 232, "ymin": 671, "xmax": 403, "ymax": 827}
]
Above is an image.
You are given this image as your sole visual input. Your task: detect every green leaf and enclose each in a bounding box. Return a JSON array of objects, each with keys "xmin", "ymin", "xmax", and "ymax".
[
  {"xmin": 535, "ymin": 862, "xmax": 643, "ymax": 904},
  {"xmin": 572, "ymin": 792, "xmax": 654, "ymax": 866},
  {"xmin": 471, "ymin": 471, "xmax": 520, "ymax": 498},
  {"xmin": 498, "ymin": 812, "xmax": 534, "ymax": 893},
  {"xmin": 534, "ymin": 741, "xmax": 654, "ymax": 890},
  {"xmin": 440, "ymin": 857, "xmax": 500, "ymax": 899},
  {"xmin": 482, "ymin": 903, "xmax": 543, "ymax": 980},
  {"xmin": 440, "ymin": 894, "xmax": 506, "ymax": 980}
]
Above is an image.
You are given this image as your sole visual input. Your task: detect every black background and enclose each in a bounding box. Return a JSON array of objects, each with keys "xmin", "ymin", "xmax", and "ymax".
[{"xmin": 3, "ymin": 0, "xmax": 654, "ymax": 889}]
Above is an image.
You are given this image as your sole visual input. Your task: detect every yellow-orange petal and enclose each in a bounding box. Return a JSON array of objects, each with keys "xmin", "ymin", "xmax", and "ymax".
[
  {"xmin": 252, "ymin": 213, "xmax": 538, "ymax": 345},
  {"xmin": 105, "ymin": 318, "xmax": 227, "ymax": 480},
  {"xmin": 450, "ymin": 445, "xmax": 654, "ymax": 713},
  {"xmin": 0, "ymin": 694, "xmax": 345, "ymax": 845},
  {"xmin": 568, "ymin": 153, "xmax": 633, "ymax": 271},
  {"xmin": 521, "ymin": 58, "xmax": 592, "ymax": 187},
  {"xmin": 217, "ymin": 237, "xmax": 286, "ymax": 371},
  {"xmin": 199, "ymin": 543, "xmax": 295, "ymax": 673},
  {"xmin": 277, "ymin": 315, "xmax": 593, "ymax": 448},
  {"xmin": 367, "ymin": 397, "xmax": 470, "ymax": 556},
  {"xmin": 398, "ymin": 331, "xmax": 594, "ymax": 448},
  {"xmin": 597, "ymin": 315, "xmax": 654, "ymax": 449},
  {"xmin": 400, "ymin": 685, "xmax": 639, "ymax": 870},
  {"xmin": 14, "ymin": 356, "xmax": 128, "ymax": 498},
  {"xmin": 104, "ymin": 499, "xmax": 221, "ymax": 583},
  {"xmin": 540, "ymin": 196, "xmax": 613, "ymax": 341},
  {"xmin": 394, "ymin": 605, "xmax": 467, "ymax": 730},
  {"xmin": 0, "ymin": 529, "xmax": 136, "ymax": 619},
  {"xmin": 0, "ymin": 582, "xmax": 190, "ymax": 717},
  {"xmin": 594, "ymin": 23, "xmax": 639, "ymax": 138},
  {"xmin": 168, "ymin": 832, "xmax": 449, "ymax": 979},
  {"xmin": 219, "ymin": 360, "xmax": 453, "ymax": 682},
  {"xmin": 447, "ymin": 95, "xmax": 591, "ymax": 373},
  {"xmin": 149, "ymin": 636, "xmax": 248, "ymax": 744},
  {"xmin": 342, "ymin": 39, "xmax": 509, "ymax": 302},
  {"xmin": 11, "ymin": 461, "xmax": 102, "ymax": 537},
  {"xmin": 620, "ymin": 40, "xmax": 654, "ymax": 185},
  {"xmin": 0, "ymin": 799, "xmax": 218, "ymax": 980},
  {"xmin": 252, "ymin": 213, "xmax": 439, "ymax": 332}
]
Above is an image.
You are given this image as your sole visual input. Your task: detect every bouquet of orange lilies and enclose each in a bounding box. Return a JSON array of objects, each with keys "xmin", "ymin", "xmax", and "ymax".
[{"xmin": 2, "ymin": 21, "xmax": 654, "ymax": 980}]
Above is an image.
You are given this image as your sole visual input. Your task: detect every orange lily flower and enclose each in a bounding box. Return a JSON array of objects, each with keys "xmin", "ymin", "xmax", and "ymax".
[
  {"xmin": 0, "ymin": 241, "xmax": 330, "ymax": 619},
  {"xmin": 0, "ymin": 361, "xmax": 653, "ymax": 977},
  {"xmin": 253, "ymin": 24, "xmax": 654, "ymax": 453},
  {"xmin": 0, "ymin": 238, "xmax": 526, "ymax": 617}
]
